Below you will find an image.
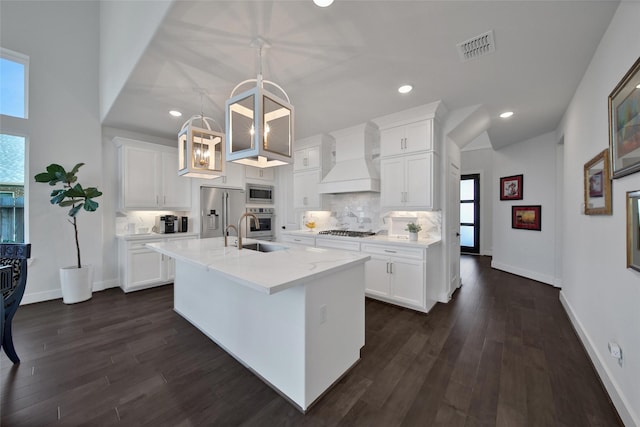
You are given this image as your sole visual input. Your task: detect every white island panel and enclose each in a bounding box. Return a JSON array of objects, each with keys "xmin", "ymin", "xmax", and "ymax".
[{"xmin": 147, "ymin": 237, "xmax": 368, "ymax": 411}]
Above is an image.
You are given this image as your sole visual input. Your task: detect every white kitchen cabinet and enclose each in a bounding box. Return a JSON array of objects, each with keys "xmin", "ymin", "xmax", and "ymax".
[
  {"xmin": 292, "ymin": 134, "xmax": 333, "ymax": 214},
  {"xmin": 361, "ymin": 243, "xmax": 426, "ymax": 310},
  {"xmin": 216, "ymin": 161, "xmax": 245, "ymax": 188},
  {"xmin": 380, "ymin": 152, "xmax": 436, "ymax": 210},
  {"xmin": 293, "ymin": 146, "xmax": 320, "ymax": 171},
  {"xmin": 380, "ymin": 120, "xmax": 432, "ymax": 157},
  {"xmin": 114, "ymin": 137, "xmax": 192, "ymax": 210},
  {"xmin": 280, "ymin": 234, "xmax": 315, "ymax": 246},
  {"xmin": 118, "ymin": 234, "xmax": 197, "ymax": 292},
  {"xmin": 293, "ymin": 169, "xmax": 327, "ymax": 210},
  {"xmin": 245, "ymin": 166, "xmax": 275, "ymax": 182}
]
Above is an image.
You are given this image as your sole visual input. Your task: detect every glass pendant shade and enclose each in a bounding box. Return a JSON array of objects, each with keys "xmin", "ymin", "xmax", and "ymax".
[
  {"xmin": 178, "ymin": 116, "xmax": 224, "ymax": 178},
  {"xmin": 225, "ymin": 83, "xmax": 294, "ymax": 168}
]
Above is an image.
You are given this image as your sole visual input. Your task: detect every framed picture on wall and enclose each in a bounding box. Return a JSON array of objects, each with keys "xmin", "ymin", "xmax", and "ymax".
[
  {"xmin": 512, "ymin": 205, "xmax": 542, "ymax": 231},
  {"xmin": 500, "ymin": 174, "xmax": 523, "ymax": 200},
  {"xmin": 584, "ymin": 149, "xmax": 612, "ymax": 215},
  {"xmin": 626, "ymin": 190, "xmax": 640, "ymax": 271},
  {"xmin": 609, "ymin": 56, "xmax": 640, "ymax": 178}
]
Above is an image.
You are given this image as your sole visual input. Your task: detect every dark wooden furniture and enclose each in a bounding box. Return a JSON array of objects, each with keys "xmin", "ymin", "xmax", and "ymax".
[{"xmin": 0, "ymin": 243, "xmax": 31, "ymax": 364}]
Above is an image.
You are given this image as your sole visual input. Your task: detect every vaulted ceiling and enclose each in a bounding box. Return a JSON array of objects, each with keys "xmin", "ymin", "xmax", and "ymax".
[{"xmin": 102, "ymin": 0, "xmax": 619, "ymax": 149}]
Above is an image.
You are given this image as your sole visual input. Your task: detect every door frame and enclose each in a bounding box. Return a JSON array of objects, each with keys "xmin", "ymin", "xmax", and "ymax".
[{"xmin": 460, "ymin": 173, "xmax": 480, "ymax": 254}]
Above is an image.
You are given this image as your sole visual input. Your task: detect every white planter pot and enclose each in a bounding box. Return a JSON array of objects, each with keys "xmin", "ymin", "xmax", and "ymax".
[
  {"xmin": 409, "ymin": 232, "xmax": 418, "ymax": 241},
  {"xmin": 60, "ymin": 265, "xmax": 93, "ymax": 304}
]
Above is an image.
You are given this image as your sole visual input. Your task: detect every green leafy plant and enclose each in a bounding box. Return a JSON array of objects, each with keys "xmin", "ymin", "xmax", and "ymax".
[
  {"xmin": 34, "ymin": 163, "xmax": 102, "ymax": 269},
  {"xmin": 405, "ymin": 222, "xmax": 422, "ymax": 233}
]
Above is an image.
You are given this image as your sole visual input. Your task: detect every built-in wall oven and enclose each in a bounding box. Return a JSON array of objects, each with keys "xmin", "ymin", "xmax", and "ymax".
[
  {"xmin": 246, "ymin": 184, "xmax": 274, "ymax": 204},
  {"xmin": 246, "ymin": 207, "xmax": 275, "ymax": 241}
]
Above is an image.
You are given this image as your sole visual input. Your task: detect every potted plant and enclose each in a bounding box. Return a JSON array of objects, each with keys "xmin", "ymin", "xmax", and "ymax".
[
  {"xmin": 34, "ymin": 163, "xmax": 102, "ymax": 304},
  {"xmin": 405, "ymin": 222, "xmax": 422, "ymax": 241}
]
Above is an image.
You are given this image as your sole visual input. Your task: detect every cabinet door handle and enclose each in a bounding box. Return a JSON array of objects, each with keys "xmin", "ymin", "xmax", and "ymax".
[
  {"xmin": 156, "ymin": 195, "xmax": 159, "ymax": 206},
  {"xmin": 389, "ymin": 262, "xmax": 393, "ymax": 274},
  {"xmin": 303, "ymin": 196, "xmax": 308, "ymax": 206},
  {"xmin": 304, "ymin": 157, "xmax": 308, "ymax": 167},
  {"xmin": 260, "ymin": 170, "xmax": 264, "ymax": 177},
  {"xmin": 163, "ymin": 195, "xmax": 166, "ymax": 205},
  {"xmin": 384, "ymin": 249, "xmax": 397, "ymax": 253},
  {"xmin": 386, "ymin": 262, "xmax": 389, "ymax": 274}
]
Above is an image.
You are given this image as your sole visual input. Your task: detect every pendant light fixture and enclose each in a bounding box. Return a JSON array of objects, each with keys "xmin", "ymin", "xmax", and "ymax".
[
  {"xmin": 225, "ymin": 37, "xmax": 294, "ymax": 168},
  {"xmin": 178, "ymin": 91, "xmax": 225, "ymax": 178}
]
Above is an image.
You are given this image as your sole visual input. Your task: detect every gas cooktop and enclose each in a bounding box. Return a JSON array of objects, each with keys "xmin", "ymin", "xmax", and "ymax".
[{"xmin": 317, "ymin": 230, "xmax": 377, "ymax": 238}]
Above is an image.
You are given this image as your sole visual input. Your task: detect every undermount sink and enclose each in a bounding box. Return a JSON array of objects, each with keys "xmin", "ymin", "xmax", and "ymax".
[{"xmin": 242, "ymin": 242, "xmax": 287, "ymax": 253}]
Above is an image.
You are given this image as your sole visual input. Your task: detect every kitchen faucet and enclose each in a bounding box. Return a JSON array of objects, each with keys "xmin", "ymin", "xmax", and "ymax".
[
  {"xmin": 236, "ymin": 213, "xmax": 260, "ymax": 250},
  {"xmin": 224, "ymin": 224, "xmax": 238, "ymax": 247}
]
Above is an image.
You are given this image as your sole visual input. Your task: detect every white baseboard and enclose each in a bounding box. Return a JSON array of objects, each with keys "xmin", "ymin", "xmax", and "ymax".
[
  {"xmin": 20, "ymin": 278, "xmax": 121, "ymax": 305},
  {"xmin": 21, "ymin": 289, "xmax": 62, "ymax": 305},
  {"xmin": 560, "ymin": 291, "xmax": 638, "ymax": 427},
  {"xmin": 490, "ymin": 260, "xmax": 558, "ymax": 286},
  {"xmin": 93, "ymin": 278, "xmax": 119, "ymax": 291}
]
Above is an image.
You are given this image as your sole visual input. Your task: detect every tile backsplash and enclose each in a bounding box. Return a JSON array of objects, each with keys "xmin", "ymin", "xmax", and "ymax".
[
  {"xmin": 116, "ymin": 211, "xmax": 190, "ymax": 234},
  {"xmin": 302, "ymin": 192, "xmax": 442, "ymax": 239}
]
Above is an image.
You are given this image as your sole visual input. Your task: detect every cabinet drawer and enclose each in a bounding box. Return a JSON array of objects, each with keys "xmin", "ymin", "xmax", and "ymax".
[
  {"xmin": 127, "ymin": 239, "xmax": 163, "ymax": 251},
  {"xmin": 361, "ymin": 243, "xmax": 425, "ymax": 260},
  {"xmin": 315, "ymin": 238, "xmax": 360, "ymax": 252},
  {"xmin": 281, "ymin": 234, "xmax": 315, "ymax": 246}
]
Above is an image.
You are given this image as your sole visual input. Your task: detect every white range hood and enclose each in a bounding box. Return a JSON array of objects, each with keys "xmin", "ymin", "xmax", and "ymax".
[{"xmin": 318, "ymin": 121, "xmax": 380, "ymax": 194}]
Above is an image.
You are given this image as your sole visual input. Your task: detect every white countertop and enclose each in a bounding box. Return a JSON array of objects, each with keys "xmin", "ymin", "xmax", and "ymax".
[
  {"xmin": 116, "ymin": 232, "xmax": 199, "ymax": 241},
  {"xmin": 146, "ymin": 237, "xmax": 370, "ymax": 295},
  {"xmin": 282, "ymin": 229, "xmax": 442, "ymax": 248}
]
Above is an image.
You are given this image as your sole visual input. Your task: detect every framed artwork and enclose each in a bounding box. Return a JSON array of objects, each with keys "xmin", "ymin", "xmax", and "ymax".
[
  {"xmin": 626, "ymin": 190, "xmax": 640, "ymax": 272},
  {"xmin": 512, "ymin": 205, "xmax": 541, "ymax": 231},
  {"xmin": 584, "ymin": 149, "xmax": 612, "ymax": 215},
  {"xmin": 609, "ymin": 56, "xmax": 640, "ymax": 178},
  {"xmin": 500, "ymin": 174, "xmax": 523, "ymax": 200}
]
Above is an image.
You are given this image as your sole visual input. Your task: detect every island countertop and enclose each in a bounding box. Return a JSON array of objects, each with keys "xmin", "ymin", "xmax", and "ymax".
[{"xmin": 146, "ymin": 237, "xmax": 370, "ymax": 295}]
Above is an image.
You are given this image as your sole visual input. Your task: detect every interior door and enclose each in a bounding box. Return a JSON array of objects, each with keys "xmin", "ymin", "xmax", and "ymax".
[{"xmin": 448, "ymin": 159, "xmax": 461, "ymax": 297}]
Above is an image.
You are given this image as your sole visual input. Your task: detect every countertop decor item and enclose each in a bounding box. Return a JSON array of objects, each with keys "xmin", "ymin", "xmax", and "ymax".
[
  {"xmin": 609, "ymin": 56, "xmax": 640, "ymax": 178},
  {"xmin": 34, "ymin": 163, "xmax": 102, "ymax": 303},
  {"xmin": 405, "ymin": 222, "xmax": 422, "ymax": 241},
  {"xmin": 584, "ymin": 149, "xmax": 612, "ymax": 215}
]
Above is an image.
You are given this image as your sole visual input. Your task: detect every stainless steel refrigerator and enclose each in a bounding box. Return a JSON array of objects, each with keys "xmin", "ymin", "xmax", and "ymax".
[{"xmin": 200, "ymin": 187, "xmax": 246, "ymax": 238}]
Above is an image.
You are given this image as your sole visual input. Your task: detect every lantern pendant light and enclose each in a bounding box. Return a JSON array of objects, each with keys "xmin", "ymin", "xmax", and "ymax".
[
  {"xmin": 178, "ymin": 93, "xmax": 225, "ymax": 178},
  {"xmin": 225, "ymin": 37, "xmax": 294, "ymax": 168}
]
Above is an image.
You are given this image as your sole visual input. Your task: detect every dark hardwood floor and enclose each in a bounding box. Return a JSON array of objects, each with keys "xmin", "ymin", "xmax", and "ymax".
[{"xmin": 1, "ymin": 256, "xmax": 621, "ymax": 426}]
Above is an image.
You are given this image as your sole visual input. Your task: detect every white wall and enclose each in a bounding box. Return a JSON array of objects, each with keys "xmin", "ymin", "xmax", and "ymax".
[
  {"xmin": 491, "ymin": 131, "xmax": 560, "ymax": 286},
  {"xmin": 559, "ymin": 2, "xmax": 640, "ymax": 425},
  {"xmin": 0, "ymin": 1, "xmax": 103, "ymax": 303},
  {"xmin": 461, "ymin": 142, "xmax": 494, "ymax": 256}
]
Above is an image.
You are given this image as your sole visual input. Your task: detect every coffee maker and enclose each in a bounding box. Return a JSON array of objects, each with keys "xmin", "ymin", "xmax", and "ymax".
[{"xmin": 156, "ymin": 215, "xmax": 178, "ymax": 233}]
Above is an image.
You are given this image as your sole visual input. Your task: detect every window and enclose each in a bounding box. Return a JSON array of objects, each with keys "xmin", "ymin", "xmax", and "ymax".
[
  {"xmin": 0, "ymin": 134, "xmax": 25, "ymax": 243},
  {"xmin": 0, "ymin": 47, "xmax": 29, "ymax": 119},
  {"xmin": 460, "ymin": 174, "xmax": 480, "ymax": 254}
]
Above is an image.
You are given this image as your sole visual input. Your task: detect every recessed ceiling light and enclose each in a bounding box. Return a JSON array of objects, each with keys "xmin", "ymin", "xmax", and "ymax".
[
  {"xmin": 636, "ymin": 83, "xmax": 640, "ymax": 89},
  {"xmin": 398, "ymin": 85, "xmax": 413, "ymax": 94},
  {"xmin": 169, "ymin": 110, "xmax": 182, "ymax": 117},
  {"xmin": 499, "ymin": 111, "xmax": 514, "ymax": 119},
  {"xmin": 313, "ymin": 0, "xmax": 334, "ymax": 7}
]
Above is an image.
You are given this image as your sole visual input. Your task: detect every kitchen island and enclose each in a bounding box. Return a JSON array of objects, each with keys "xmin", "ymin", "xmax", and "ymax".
[{"xmin": 146, "ymin": 237, "xmax": 370, "ymax": 412}]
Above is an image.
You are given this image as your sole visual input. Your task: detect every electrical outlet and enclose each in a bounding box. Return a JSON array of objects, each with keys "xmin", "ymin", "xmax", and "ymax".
[
  {"xmin": 608, "ymin": 341, "xmax": 623, "ymax": 366},
  {"xmin": 320, "ymin": 304, "xmax": 327, "ymax": 324}
]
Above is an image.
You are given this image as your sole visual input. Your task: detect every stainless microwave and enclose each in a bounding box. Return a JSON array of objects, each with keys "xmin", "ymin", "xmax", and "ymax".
[{"xmin": 246, "ymin": 184, "xmax": 274, "ymax": 204}]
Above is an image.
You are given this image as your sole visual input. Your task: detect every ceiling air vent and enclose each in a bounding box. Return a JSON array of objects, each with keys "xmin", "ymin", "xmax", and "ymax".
[{"xmin": 457, "ymin": 30, "xmax": 495, "ymax": 62}]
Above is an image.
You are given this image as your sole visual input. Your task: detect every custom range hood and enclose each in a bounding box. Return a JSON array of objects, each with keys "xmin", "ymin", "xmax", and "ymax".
[{"xmin": 318, "ymin": 121, "xmax": 380, "ymax": 194}]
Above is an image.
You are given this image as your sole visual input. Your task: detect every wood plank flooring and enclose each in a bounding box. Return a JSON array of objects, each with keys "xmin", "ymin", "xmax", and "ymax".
[{"xmin": 1, "ymin": 256, "xmax": 621, "ymax": 426}]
